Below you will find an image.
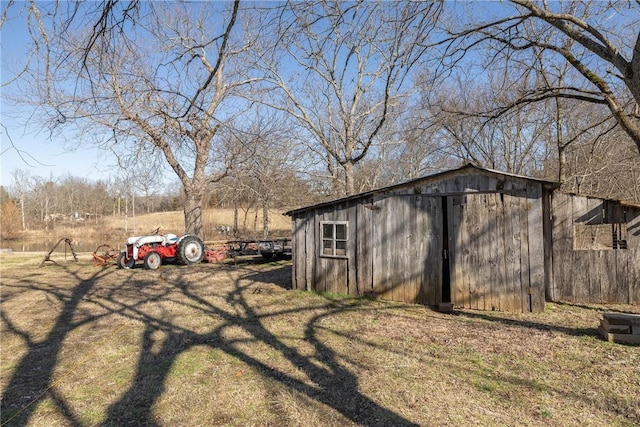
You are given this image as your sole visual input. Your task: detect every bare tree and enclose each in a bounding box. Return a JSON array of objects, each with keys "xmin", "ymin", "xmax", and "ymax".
[
  {"xmin": 440, "ymin": 1, "xmax": 640, "ymax": 156},
  {"xmin": 424, "ymin": 71, "xmax": 552, "ymax": 176},
  {"xmin": 255, "ymin": 1, "xmax": 443, "ymax": 196},
  {"xmin": 562, "ymin": 126, "xmax": 640, "ymax": 202},
  {"xmin": 10, "ymin": 169, "xmax": 31, "ymax": 231},
  {"xmin": 212, "ymin": 108, "xmax": 304, "ymax": 237},
  {"xmin": 11, "ymin": 1, "xmax": 265, "ymax": 236}
]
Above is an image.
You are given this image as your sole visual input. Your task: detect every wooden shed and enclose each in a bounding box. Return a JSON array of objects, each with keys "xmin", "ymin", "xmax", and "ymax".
[
  {"xmin": 285, "ymin": 164, "xmax": 558, "ymax": 312},
  {"xmin": 548, "ymin": 192, "xmax": 640, "ymax": 304}
]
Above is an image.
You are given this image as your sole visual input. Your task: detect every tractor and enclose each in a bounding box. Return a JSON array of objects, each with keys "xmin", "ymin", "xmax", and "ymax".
[{"xmin": 116, "ymin": 229, "xmax": 205, "ymax": 270}]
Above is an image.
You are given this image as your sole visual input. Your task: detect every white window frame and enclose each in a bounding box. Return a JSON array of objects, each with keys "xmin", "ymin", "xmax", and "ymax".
[{"xmin": 320, "ymin": 221, "xmax": 349, "ymax": 258}]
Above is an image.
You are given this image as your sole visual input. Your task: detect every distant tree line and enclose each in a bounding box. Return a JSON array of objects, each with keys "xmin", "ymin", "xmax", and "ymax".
[
  {"xmin": 0, "ymin": 172, "xmax": 172, "ymax": 238},
  {"xmin": 0, "ymin": 159, "xmax": 320, "ymax": 239}
]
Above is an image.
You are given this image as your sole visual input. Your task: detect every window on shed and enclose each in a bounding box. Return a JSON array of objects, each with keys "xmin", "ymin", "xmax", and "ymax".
[
  {"xmin": 321, "ymin": 221, "xmax": 348, "ymax": 257},
  {"xmin": 573, "ymin": 223, "xmax": 628, "ymax": 250}
]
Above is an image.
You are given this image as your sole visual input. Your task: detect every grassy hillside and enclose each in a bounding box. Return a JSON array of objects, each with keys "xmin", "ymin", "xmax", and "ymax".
[
  {"xmin": 102, "ymin": 208, "xmax": 292, "ymax": 239},
  {"xmin": 6, "ymin": 208, "xmax": 292, "ymax": 246}
]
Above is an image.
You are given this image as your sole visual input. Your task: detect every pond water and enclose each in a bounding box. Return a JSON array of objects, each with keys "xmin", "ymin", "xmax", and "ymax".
[{"xmin": 1, "ymin": 237, "xmax": 123, "ymax": 253}]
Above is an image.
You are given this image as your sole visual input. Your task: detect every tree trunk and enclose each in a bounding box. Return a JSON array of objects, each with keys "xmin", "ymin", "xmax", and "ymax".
[
  {"xmin": 20, "ymin": 193, "xmax": 26, "ymax": 231},
  {"xmin": 555, "ymin": 99, "xmax": 567, "ymax": 184},
  {"xmin": 183, "ymin": 191, "xmax": 203, "ymax": 236},
  {"xmin": 262, "ymin": 202, "xmax": 269, "ymax": 239},
  {"xmin": 242, "ymin": 207, "xmax": 250, "ymax": 233},
  {"xmin": 343, "ymin": 161, "xmax": 355, "ymax": 196},
  {"xmin": 233, "ymin": 202, "xmax": 239, "ymax": 236},
  {"xmin": 558, "ymin": 146, "xmax": 567, "ymax": 184}
]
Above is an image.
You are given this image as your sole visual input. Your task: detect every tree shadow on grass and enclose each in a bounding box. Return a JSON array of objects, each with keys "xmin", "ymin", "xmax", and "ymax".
[
  {"xmin": 1, "ymin": 266, "xmax": 117, "ymax": 426},
  {"xmin": 103, "ymin": 265, "xmax": 419, "ymax": 426},
  {"xmin": 453, "ymin": 309, "xmax": 600, "ymax": 338},
  {"xmin": 4, "ymin": 262, "xmax": 637, "ymax": 426},
  {"xmin": 0, "ymin": 261, "xmax": 421, "ymax": 426},
  {"xmin": 553, "ymin": 301, "xmax": 639, "ymax": 315}
]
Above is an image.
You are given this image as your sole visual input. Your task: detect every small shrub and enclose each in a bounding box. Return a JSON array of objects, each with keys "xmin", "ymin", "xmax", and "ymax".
[{"xmin": 0, "ymin": 200, "xmax": 21, "ymax": 240}]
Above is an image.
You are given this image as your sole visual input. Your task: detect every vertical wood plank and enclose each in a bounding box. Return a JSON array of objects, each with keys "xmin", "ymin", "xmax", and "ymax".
[
  {"xmin": 291, "ymin": 216, "xmax": 299, "ymax": 290},
  {"xmin": 294, "ymin": 216, "xmax": 306, "ymax": 290},
  {"xmin": 356, "ymin": 200, "xmax": 373, "ymax": 295},
  {"xmin": 615, "ymin": 250, "xmax": 629, "ymax": 304},
  {"xmin": 622, "ymin": 206, "xmax": 639, "ymax": 303},
  {"xmin": 519, "ymin": 195, "xmax": 531, "ymax": 312},
  {"xmin": 588, "ymin": 251, "xmax": 603, "ymax": 304},
  {"xmin": 602, "ymin": 251, "xmax": 618, "ymax": 303},
  {"xmin": 451, "ymin": 197, "xmax": 468, "ymax": 308},
  {"xmin": 572, "ymin": 196, "xmax": 590, "ymax": 303},
  {"xmin": 462, "ymin": 197, "xmax": 471, "ymax": 309},
  {"xmin": 478, "ymin": 194, "xmax": 491, "ymax": 311},
  {"xmin": 345, "ymin": 203, "xmax": 357, "ymax": 295},
  {"xmin": 372, "ymin": 196, "xmax": 391, "ymax": 300},
  {"xmin": 447, "ymin": 196, "xmax": 459, "ymax": 307},
  {"xmin": 393, "ymin": 195, "xmax": 408, "ymax": 303},
  {"xmin": 629, "ymin": 249, "xmax": 640, "ymax": 304},
  {"xmin": 463, "ymin": 194, "xmax": 475, "ymax": 309},
  {"xmin": 482, "ymin": 194, "xmax": 495, "ymax": 311},
  {"xmin": 587, "ymin": 198, "xmax": 604, "ymax": 303},
  {"xmin": 497, "ymin": 193, "xmax": 509, "ymax": 311},
  {"xmin": 313, "ymin": 213, "xmax": 326, "ymax": 293},
  {"xmin": 487, "ymin": 193, "xmax": 502, "ymax": 311},
  {"xmin": 553, "ymin": 192, "xmax": 574, "ymax": 302},
  {"xmin": 305, "ymin": 214, "xmax": 314, "ymax": 291},
  {"xmin": 419, "ymin": 196, "xmax": 431, "ymax": 304},
  {"xmin": 502, "ymin": 193, "xmax": 519, "ymax": 312},
  {"xmin": 542, "ymin": 190, "xmax": 555, "ymax": 302},
  {"xmin": 527, "ymin": 184, "xmax": 545, "ymax": 312},
  {"xmin": 469, "ymin": 194, "xmax": 481, "ymax": 310},
  {"xmin": 405, "ymin": 196, "xmax": 420, "ymax": 303},
  {"xmin": 386, "ymin": 196, "xmax": 399, "ymax": 301},
  {"xmin": 383, "ymin": 196, "xmax": 394, "ymax": 300},
  {"xmin": 433, "ymin": 197, "xmax": 444, "ymax": 305},
  {"xmin": 505, "ymin": 195, "xmax": 522, "ymax": 312},
  {"xmin": 372, "ymin": 197, "xmax": 383, "ymax": 298}
]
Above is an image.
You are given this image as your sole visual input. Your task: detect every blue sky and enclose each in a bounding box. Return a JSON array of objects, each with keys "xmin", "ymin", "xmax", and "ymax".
[
  {"xmin": 0, "ymin": 119, "xmax": 115, "ymax": 187},
  {"xmin": 0, "ymin": 2, "xmax": 124, "ymax": 188}
]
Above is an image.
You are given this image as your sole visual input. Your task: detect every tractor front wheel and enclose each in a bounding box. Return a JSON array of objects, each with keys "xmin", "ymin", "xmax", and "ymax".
[
  {"xmin": 144, "ymin": 251, "xmax": 162, "ymax": 270},
  {"xmin": 177, "ymin": 235, "xmax": 205, "ymax": 265},
  {"xmin": 117, "ymin": 252, "xmax": 135, "ymax": 269}
]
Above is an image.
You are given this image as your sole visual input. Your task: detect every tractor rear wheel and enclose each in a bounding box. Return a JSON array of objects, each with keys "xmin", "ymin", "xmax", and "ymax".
[
  {"xmin": 144, "ymin": 251, "xmax": 162, "ymax": 270},
  {"xmin": 117, "ymin": 252, "xmax": 135, "ymax": 269},
  {"xmin": 177, "ymin": 234, "xmax": 205, "ymax": 265}
]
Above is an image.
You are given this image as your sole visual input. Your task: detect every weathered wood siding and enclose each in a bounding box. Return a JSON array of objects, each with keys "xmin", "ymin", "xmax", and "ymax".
[
  {"xmin": 292, "ymin": 201, "xmax": 358, "ymax": 295},
  {"xmin": 549, "ymin": 192, "xmax": 640, "ymax": 304},
  {"xmin": 367, "ymin": 192, "xmax": 442, "ymax": 305},
  {"xmin": 292, "ymin": 193, "xmax": 443, "ymax": 305},
  {"xmin": 290, "ymin": 167, "xmax": 551, "ymax": 312},
  {"xmin": 449, "ymin": 190, "xmax": 545, "ymax": 312}
]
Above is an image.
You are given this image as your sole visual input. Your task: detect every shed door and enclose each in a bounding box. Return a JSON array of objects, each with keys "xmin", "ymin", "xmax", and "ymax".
[
  {"xmin": 448, "ymin": 193, "xmax": 530, "ymax": 312},
  {"xmin": 371, "ymin": 194, "xmax": 443, "ymax": 305}
]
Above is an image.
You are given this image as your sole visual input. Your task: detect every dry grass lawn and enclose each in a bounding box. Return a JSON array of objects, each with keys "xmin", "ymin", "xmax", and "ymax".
[{"xmin": 1, "ymin": 253, "xmax": 639, "ymax": 426}]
